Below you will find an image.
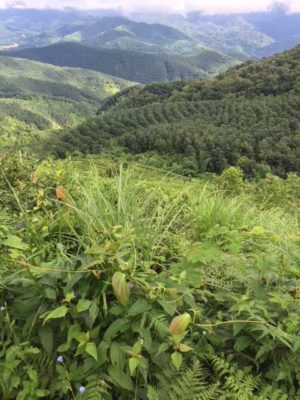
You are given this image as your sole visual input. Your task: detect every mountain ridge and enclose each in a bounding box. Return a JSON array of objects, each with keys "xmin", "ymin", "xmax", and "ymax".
[{"xmin": 0, "ymin": 42, "xmax": 238, "ymax": 83}]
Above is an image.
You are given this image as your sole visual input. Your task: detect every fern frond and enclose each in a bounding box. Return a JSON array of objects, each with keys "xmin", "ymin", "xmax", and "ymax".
[
  {"xmin": 154, "ymin": 361, "xmax": 220, "ymax": 400},
  {"xmin": 149, "ymin": 313, "xmax": 170, "ymax": 338},
  {"xmin": 84, "ymin": 374, "xmax": 109, "ymax": 400},
  {"xmin": 210, "ymin": 355, "xmax": 259, "ymax": 400},
  {"xmin": 147, "ymin": 386, "xmax": 161, "ymax": 400}
]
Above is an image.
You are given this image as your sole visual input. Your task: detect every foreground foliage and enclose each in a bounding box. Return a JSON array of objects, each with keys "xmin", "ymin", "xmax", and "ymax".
[{"xmin": 0, "ymin": 153, "xmax": 300, "ymax": 399}]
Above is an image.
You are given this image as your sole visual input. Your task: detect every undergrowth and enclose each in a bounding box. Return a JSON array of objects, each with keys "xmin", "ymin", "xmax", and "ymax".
[{"xmin": 0, "ymin": 152, "xmax": 300, "ymax": 399}]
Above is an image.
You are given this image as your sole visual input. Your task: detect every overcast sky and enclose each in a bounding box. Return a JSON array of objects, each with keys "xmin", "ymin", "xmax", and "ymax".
[{"xmin": 2, "ymin": 0, "xmax": 300, "ymax": 14}]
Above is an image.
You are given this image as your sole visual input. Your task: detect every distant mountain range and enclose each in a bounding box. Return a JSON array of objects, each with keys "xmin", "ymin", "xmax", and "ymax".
[
  {"xmin": 131, "ymin": 5, "xmax": 300, "ymax": 58},
  {"xmin": 0, "ymin": 6, "xmax": 299, "ymax": 60},
  {"xmin": 0, "ymin": 43, "xmax": 237, "ymax": 83}
]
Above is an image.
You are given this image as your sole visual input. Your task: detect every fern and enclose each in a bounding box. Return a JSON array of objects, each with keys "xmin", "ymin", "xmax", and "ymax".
[
  {"xmin": 147, "ymin": 386, "xmax": 160, "ymax": 400},
  {"xmin": 148, "ymin": 313, "xmax": 170, "ymax": 339},
  {"xmin": 210, "ymin": 355, "xmax": 259, "ymax": 400},
  {"xmin": 256, "ymin": 385, "xmax": 288, "ymax": 400},
  {"xmin": 27, "ymin": 350, "xmax": 56, "ymax": 391},
  {"xmin": 149, "ymin": 361, "xmax": 221, "ymax": 400},
  {"xmin": 84, "ymin": 374, "xmax": 109, "ymax": 400}
]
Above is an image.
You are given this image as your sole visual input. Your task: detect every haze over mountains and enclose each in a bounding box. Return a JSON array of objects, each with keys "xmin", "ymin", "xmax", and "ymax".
[{"xmin": 0, "ymin": 4, "xmax": 299, "ymax": 59}]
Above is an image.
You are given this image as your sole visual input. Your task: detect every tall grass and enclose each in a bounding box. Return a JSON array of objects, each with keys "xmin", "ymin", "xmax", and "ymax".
[
  {"xmin": 51, "ymin": 163, "xmax": 299, "ymax": 274},
  {"xmin": 191, "ymin": 185, "xmax": 299, "ymax": 238},
  {"xmin": 64, "ymin": 164, "xmax": 187, "ymax": 263}
]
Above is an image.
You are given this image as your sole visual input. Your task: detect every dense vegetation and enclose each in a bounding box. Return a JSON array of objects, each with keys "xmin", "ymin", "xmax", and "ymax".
[
  {"xmin": 1, "ymin": 43, "xmax": 237, "ymax": 84},
  {"xmin": 48, "ymin": 45, "xmax": 300, "ymax": 177},
  {"xmin": 0, "ymin": 56, "xmax": 133, "ymax": 148},
  {"xmin": 1, "ymin": 152, "xmax": 300, "ymax": 399},
  {"xmin": 0, "ymin": 8, "xmax": 300, "ymax": 397}
]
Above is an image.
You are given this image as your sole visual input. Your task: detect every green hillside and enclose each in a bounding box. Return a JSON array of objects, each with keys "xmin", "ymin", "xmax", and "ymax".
[
  {"xmin": 0, "ymin": 56, "xmax": 134, "ymax": 147},
  {"xmin": 0, "ymin": 42, "xmax": 238, "ymax": 84},
  {"xmin": 48, "ymin": 45, "xmax": 300, "ymax": 177}
]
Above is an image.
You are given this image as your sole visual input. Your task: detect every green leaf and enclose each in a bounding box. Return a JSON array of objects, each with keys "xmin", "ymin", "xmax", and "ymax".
[
  {"xmin": 129, "ymin": 357, "xmax": 139, "ymax": 376},
  {"xmin": 38, "ymin": 325, "xmax": 53, "ymax": 354},
  {"xmin": 85, "ymin": 342, "xmax": 98, "ymax": 361},
  {"xmin": 157, "ymin": 342, "xmax": 170, "ymax": 356},
  {"xmin": 89, "ymin": 301, "xmax": 99, "ymax": 326},
  {"xmin": 128, "ymin": 299, "xmax": 152, "ymax": 316},
  {"xmin": 110, "ymin": 342, "xmax": 125, "ymax": 369},
  {"xmin": 108, "ymin": 366, "xmax": 133, "ymax": 391},
  {"xmin": 2, "ymin": 235, "xmax": 29, "ymax": 250},
  {"xmin": 104, "ymin": 318, "xmax": 130, "ymax": 342},
  {"xmin": 97, "ymin": 341, "xmax": 110, "ymax": 365},
  {"xmin": 158, "ymin": 300, "xmax": 176, "ymax": 317},
  {"xmin": 178, "ymin": 344, "xmax": 193, "ymax": 352},
  {"xmin": 171, "ymin": 351, "xmax": 182, "ymax": 371},
  {"xmin": 76, "ymin": 299, "xmax": 91, "ymax": 313},
  {"xmin": 43, "ymin": 305, "xmax": 68, "ymax": 325},
  {"xmin": 234, "ymin": 336, "xmax": 253, "ymax": 352}
]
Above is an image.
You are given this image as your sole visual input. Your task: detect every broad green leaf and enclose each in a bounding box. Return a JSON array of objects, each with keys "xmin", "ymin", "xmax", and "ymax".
[
  {"xmin": 178, "ymin": 344, "xmax": 193, "ymax": 352},
  {"xmin": 3, "ymin": 235, "xmax": 29, "ymax": 250},
  {"xmin": 157, "ymin": 342, "xmax": 170, "ymax": 356},
  {"xmin": 234, "ymin": 336, "xmax": 253, "ymax": 352},
  {"xmin": 158, "ymin": 299, "xmax": 176, "ymax": 317},
  {"xmin": 38, "ymin": 325, "xmax": 53, "ymax": 354},
  {"xmin": 110, "ymin": 342, "xmax": 125, "ymax": 369},
  {"xmin": 76, "ymin": 299, "xmax": 91, "ymax": 313},
  {"xmin": 112, "ymin": 271, "xmax": 130, "ymax": 305},
  {"xmin": 103, "ymin": 318, "xmax": 130, "ymax": 342},
  {"xmin": 85, "ymin": 342, "xmax": 98, "ymax": 361},
  {"xmin": 43, "ymin": 305, "xmax": 68, "ymax": 324},
  {"xmin": 128, "ymin": 299, "xmax": 152, "ymax": 316},
  {"xmin": 89, "ymin": 301, "xmax": 99, "ymax": 326},
  {"xmin": 108, "ymin": 366, "xmax": 133, "ymax": 391},
  {"xmin": 129, "ymin": 357, "xmax": 139, "ymax": 376},
  {"xmin": 97, "ymin": 341, "xmax": 110, "ymax": 365},
  {"xmin": 171, "ymin": 351, "xmax": 182, "ymax": 371}
]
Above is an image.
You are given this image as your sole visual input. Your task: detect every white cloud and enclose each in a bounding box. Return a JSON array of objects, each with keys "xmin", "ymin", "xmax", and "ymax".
[{"xmin": 0, "ymin": 0, "xmax": 299, "ymax": 13}]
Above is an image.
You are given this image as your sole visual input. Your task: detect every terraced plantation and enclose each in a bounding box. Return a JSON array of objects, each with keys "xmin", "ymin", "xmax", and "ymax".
[{"xmin": 49, "ymin": 45, "xmax": 300, "ymax": 176}]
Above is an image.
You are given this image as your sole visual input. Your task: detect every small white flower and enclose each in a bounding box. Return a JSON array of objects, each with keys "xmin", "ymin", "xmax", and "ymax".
[
  {"xmin": 203, "ymin": 331, "xmax": 207, "ymax": 335},
  {"xmin": 56, "ymin": 355, "xmax": 64, "ymax": 363},
  {"xmin": 79, "ymin": 386, "xmax": 86, "ymax": 394},
  {"xmin": 0, "ymin": 306, "xmax": 5, "ymax": 312}
]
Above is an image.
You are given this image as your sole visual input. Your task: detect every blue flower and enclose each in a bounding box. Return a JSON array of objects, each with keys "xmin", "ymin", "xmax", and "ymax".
[
  {"xmin": 56, "ymin": 355, "xmax": 64, "ymax": 363},
  {"xmin": 79, "ymin": 386, "xmax": 86, "ymax": 394}
]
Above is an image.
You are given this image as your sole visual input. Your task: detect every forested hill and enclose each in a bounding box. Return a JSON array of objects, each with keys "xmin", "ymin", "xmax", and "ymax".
[
  {"xmin": 47, "ymin": 45, "xmax": 300, "ymax": 177},
  {"xmin": 101, "ymin": 44, "xmax": 300, "ymax": 110},
  {"xmin": 0, "ymin": 42, "xmax": 237, "ymax": 84},
  {"xmin": 0, "ymin": 56, "xmax": 133, "ymax": 147}
]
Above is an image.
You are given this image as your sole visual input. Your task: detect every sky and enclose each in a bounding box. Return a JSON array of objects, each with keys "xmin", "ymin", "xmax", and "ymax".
[{"xmin": 2, "ymin": 0, "xmax": 300, "ymax": 14}]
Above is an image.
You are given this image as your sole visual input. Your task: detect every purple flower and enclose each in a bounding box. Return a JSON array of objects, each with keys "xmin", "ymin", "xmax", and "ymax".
[
  {"xmin": 56, "ymin": 355, "xmax": 64, "ymax": 363},
  {"xmin": 79, "ymin": 386, "xmax": 86, "ymax": 394}
]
